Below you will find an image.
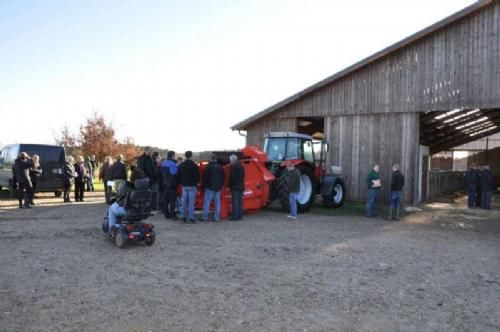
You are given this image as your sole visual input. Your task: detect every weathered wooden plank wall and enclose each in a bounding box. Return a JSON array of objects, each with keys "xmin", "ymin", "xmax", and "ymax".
[{"xmin": 326, "ymin": 113, "xmax": 419, "ymax": 204}]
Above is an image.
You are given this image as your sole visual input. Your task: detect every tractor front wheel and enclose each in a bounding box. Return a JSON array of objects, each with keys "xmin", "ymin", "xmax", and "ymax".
[
  {"xmin": 277, "ymin": 165, "xmax": 316, "ymax": 213},
  {"xmin": 322, "ymin": 177, "xmax": 346, "ymax": 208}
]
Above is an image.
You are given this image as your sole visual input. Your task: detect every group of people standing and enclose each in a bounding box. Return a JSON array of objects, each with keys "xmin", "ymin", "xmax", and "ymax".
[
  {"xmin": 365, "ymin": 163, "xmax": 405, "ymax": 220},
  {"xmin": 12, "ymin": 152, "xmax": 42, "ymax": 208},
  {"xmin": 465, "ymin": 164, "xmax": 495, "ymax": 209},
  {"xmin": 153, "ymin": 148, "xmax": 245, "ymax": 222},
  {"xmin": 62, "ymin": 155, "xmax": 99, "ymax": 203},
  {"xmin": 107, "ymin": 147, "xmax": 246, "ymax": 225}
]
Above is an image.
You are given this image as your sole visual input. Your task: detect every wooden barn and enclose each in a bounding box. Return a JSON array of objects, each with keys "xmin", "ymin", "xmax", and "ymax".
[{"xmin": 232, "ymin": 0, "xmax": 500, "ymax": 204}]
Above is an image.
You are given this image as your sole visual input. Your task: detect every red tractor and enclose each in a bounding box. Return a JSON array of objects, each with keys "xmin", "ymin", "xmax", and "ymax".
[
  {"xmin": 261, "ymin": 132, "xmax": 345, "ymax": 212},
  {"xmin": 194, "ymin": 132, "xmax": 345, "ymax": 218}
]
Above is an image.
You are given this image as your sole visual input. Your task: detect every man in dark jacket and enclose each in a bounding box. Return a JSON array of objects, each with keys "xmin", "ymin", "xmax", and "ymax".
[
  {"xmin": 366, "ymin": 164, "xmax": 381, "ymax": 218},
  {"xmin": 74, "ymin": 156, "xmax": 87, "ymax": 202},
  {"xmin": 160, "ymin": 151, "xmax": 179, "ymax": 219},
  {"xmin": 286, "ymin": 162, "xmax": 301, "ymax": 220},
  {"xmin": 138, "ymin": 147, "xmax": 159, "ymax": 210},
  {"xmin": 480, "ymin": 165, "xmax": 495, "ymax": 209},
  {"xmin": 111, "ymin": 154, "xmax": 127, "ymax": 192},
  {"xmin": 29, "ymin": 154, "xmax": 42, "ymax": 205},
  {"xmin": 465, "ymin": 164, "xmax": 479, "ymax": 208},
  {"xmin": 178, "ymin": 151, "xmax": 199, "ymax": 223},
  {"xmin": 229, "ymin": 154, "xmax": 245, "ymax": 221},
  {"xmin": 151, "ymin": 151, "xmax": 162, "ymax": 210},
  {"xmin": 389, "ymin": 164, "xmax": 405, "ymax": 220},
  {"xmin": 201, "ymin": 154, "xmax": 225, "ymax": 221},
  {"xmin": 12, "ymin": 152, "xmax": 34, "ymax": 208},
  {"xmin": 137, "ymin": 147, "xmax": 157, "ymax": 186}
]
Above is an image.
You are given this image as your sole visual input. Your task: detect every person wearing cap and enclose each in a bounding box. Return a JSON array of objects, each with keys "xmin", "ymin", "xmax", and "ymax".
[
  {"xmin": 178, "ymin": 151, "xmax": 200, "ymax": 223},
  {"xmin": 286, "ymin": 161, "xmax": 301, "ymax": 220},
  {"xmin": 228, "ymin": 154, "xmax": 245, "ymax": 221},
  {"xmin": 201, "ymin": 154, "xmax": 225, "ymax": 222}
]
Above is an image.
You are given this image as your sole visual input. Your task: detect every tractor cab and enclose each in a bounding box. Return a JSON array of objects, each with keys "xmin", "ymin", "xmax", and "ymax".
[{"xmin": 263, "ymin": 132, "xmax": 327, "ymax": 164}]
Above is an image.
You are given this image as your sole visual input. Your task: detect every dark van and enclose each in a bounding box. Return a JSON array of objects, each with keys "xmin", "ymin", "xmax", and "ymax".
[{"xmin": 0, "ymin": 144, "xmax": 66, "ymax": 197}]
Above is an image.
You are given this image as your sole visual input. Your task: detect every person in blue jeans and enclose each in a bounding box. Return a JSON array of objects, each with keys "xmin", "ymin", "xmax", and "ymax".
[
  {"xmin": 389, "ymin": 164, "xmax": 405, "ymax": 220},
  {"xmin": 366, "ymin": 164, "xmax": 381, "ymax": 218},
  {"xmin": 108, "ymin": 171, "xmax": 149, "ymax": 233},
  {"xmin": 286, "ymin": 162, "xmax": 301, "ymax": 219},
  {"xmin": 178, "ymin": 151, "xmax": 200, "ymax": 223},
  {"xmin": 201, "ymin": 154, "xmax": 225, "ymax": 221}
]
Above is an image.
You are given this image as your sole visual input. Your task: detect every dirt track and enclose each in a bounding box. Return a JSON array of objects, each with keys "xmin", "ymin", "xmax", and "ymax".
[{"xmin": 0, "ymin": 193, "xmax": 499, "ymax": 332}]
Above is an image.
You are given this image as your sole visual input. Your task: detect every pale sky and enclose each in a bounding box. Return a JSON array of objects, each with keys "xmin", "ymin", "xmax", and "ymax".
[{"xmin": 0, "ymin": 0, "xmax": 475, "ymax": 152}]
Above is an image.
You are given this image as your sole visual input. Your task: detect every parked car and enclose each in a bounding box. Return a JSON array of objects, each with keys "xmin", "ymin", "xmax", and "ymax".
[{"xmin": 0, "ymin": 144, "xmax": 66, "ymax": 197}]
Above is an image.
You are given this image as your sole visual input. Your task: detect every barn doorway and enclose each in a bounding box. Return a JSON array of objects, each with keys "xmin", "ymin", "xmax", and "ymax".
[{"xmin": 296, "ymin": 117, "xmax": 324, "ymax": 139}]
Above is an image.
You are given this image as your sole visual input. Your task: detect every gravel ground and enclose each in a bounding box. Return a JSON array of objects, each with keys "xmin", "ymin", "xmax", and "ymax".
[{"xmin": 0, "ymin": 192, "xmax": 499, "ymax": 332}]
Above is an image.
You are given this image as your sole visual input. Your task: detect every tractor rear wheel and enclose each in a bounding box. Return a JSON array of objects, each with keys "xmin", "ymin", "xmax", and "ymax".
[{"xmin": 277, "ymin": 165, "xmax": 316, "ymax": 213}]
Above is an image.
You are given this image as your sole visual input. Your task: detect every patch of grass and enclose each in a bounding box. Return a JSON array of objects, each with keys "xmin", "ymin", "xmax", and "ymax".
[
  {"xmin": 266, "ymin": 199, "xmax": 391, "ymax": 217},
  {"xmin": 92, "ymin": 180, "xmax": 105, "ymax": 192}
]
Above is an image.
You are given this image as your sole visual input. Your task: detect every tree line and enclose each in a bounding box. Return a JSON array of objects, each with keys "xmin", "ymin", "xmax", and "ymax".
[{"xmin": 54, "ymin": 112, "xmax": 146, "ymax": 165}]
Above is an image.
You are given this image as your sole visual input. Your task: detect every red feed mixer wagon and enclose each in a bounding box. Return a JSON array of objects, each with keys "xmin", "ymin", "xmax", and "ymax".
[{"xmin": 191, "ymin": 132, "xmax": 346, "ymax": 219}]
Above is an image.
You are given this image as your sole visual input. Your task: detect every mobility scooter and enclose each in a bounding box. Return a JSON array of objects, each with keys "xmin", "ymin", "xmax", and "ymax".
[{"xmin": 102, "ymin": 189, "xmax": 156, "ymax": 248}]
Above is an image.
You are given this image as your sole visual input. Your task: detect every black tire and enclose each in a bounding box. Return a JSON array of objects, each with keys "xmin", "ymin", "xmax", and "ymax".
[
  {"xmin": 54, "ymin": 190, "xmax": 63, "ymax": 198},
  {"xmin": 114, "ymin": 229, "xmax": 127, "ymax": 248},
  {"xmin": 102, "ymin": 220, "xmax": 109, "ymax": 233},
  {"xmin": 144, "ymin": 231, "xmax": 156, "ymax": 246},
  {"xmin": 277, "ymin": 165, "xmax": 316, "ymax": 213},
  {"xmin": 322, "ymin": 177, "xmax": 346, "ymax": 208}
]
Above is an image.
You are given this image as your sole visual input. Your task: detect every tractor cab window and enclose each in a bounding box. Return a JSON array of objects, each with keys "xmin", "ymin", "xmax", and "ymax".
[
  {"xmin": 286, "ymin": 138, "xmax": 301, "ymax": 160},
  {"xmin": 265, "ymin": 138, "xmax": 287, "ymax": 161},
  {"xmin": 303, "ymin": 140, "xmax": 314, "ymax": 163}
]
